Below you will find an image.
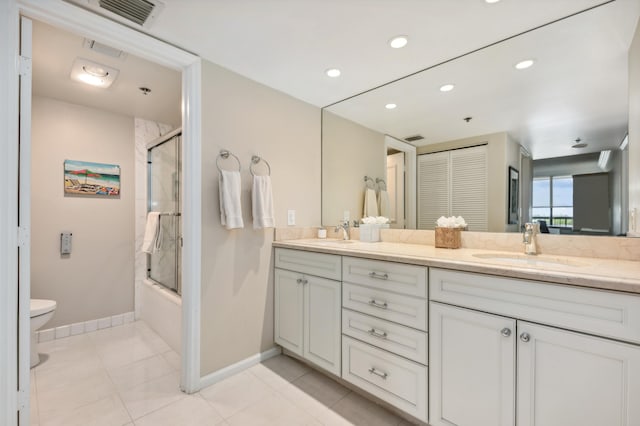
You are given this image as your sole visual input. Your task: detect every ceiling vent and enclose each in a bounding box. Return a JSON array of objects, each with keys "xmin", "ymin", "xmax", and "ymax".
[
  {"xmin": 404, "ymin": 135, "xmax": 424, "ymax": 143},
  {"xmin": 70, "ymin": 0, "xmax": 165, "ymax": 28}
]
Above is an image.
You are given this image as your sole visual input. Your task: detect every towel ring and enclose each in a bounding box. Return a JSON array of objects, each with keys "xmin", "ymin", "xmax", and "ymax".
[
  {"xmin": 216, "ymin": 150, "xmax": 241, "ymax": 172},
  {"xmin": 364, "ymin": 176, "xmax": 376, "ymax": 190},
  {"xmin": 250, "ymin": 155, "xmax": 271, "ymax": 176},
  {"xmin": 376, "ymin": 178, "xmax": 387, "ymax": 191}
]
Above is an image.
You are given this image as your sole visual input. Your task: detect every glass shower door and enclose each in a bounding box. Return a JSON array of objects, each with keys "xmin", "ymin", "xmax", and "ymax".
[{"xmin": 147, "ymin": 133, "xmax": 181, "ymax": 294}]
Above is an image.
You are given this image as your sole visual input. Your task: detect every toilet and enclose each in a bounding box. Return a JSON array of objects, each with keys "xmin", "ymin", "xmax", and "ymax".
[{"xmin": 30, "ymin": 299, "xmax": 56, "ymax": 368}]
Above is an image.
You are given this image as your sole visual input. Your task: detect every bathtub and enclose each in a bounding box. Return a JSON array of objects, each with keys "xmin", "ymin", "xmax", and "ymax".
[{"xmin": 138, "ymin": 279, "xmax": 181, "ymax": 354}]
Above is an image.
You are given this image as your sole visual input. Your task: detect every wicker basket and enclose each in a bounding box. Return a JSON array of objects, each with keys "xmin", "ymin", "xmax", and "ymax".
[{"xmin": 435, "ymin": 227, "xmax": 462, "ymax": 249}]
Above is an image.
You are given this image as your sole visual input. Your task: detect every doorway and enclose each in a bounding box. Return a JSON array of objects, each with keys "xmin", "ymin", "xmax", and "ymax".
[{"xmin": 3, "ymin": 2, "xmax": 202, "ymax": 423}]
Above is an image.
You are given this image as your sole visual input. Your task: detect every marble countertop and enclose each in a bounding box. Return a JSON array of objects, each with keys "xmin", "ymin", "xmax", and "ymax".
[{"xmin": 273, "ymin": 239, "xmax": 640, "ymax": 294}]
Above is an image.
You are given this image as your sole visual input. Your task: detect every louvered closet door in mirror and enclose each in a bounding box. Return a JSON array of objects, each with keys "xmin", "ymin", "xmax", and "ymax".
[
  {"xmin": 417, "ymin": 145, "xmax": 488, "ymax": 231},
  {"xmin": 418, "ymin": 151, "xmax": 450, "ymax": 229},
  {"xmin": 450, "ymin": 145, "xmax": 488, "ymax": 231}
]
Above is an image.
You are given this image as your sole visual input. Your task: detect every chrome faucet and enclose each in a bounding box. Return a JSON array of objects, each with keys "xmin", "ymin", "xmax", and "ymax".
[
  {"xmin": 335, "ymin": 220, "xmax": 350, "ymax": 240},
  {"xmin": 523, "ymin": 222, "xmax": 539, "ymax": 255}
]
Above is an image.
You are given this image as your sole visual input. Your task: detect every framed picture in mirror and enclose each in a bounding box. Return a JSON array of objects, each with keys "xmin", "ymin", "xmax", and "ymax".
[{"xmin": 508, "ymin": 166, "xmax": 519, "ymax": 225}]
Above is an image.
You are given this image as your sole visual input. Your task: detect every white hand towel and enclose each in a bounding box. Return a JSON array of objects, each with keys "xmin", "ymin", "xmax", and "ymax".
[
  {"xmin": 363, "ymin": 188, "xmax": 379, "ymax": 217},
  {"xmin": 378, "ymin": 189, "xmax": 390, "ymax": 218},
  {"xmin": 142, "ymin": 212, "xmax": 161, "ymax": 253},
  {"xmin": 219, "ymin": 170, "xmax": 244, "ymax": 229},
  {"xmin": 252, "ymin": 175, "xmax": 275, "ymax": 229}
]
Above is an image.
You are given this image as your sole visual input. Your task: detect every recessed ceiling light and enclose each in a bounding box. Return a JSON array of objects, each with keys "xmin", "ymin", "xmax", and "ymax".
[
  {"xmin": 515, "ymin": 59, "xmax": 535, "ymax": 70},
  {"xmin": 440, "ymin": 84, "xmax": 455, "ymax": 92},
  {"xmin": 325, "ymin": 68, "xmax": 341, "ymax": 78},
  {"xmin": 70, "ymin": 58, "xmax": 119, "ymax": 88},
  {"xmin": 385, "ymin": 103, "xmax": 397, "ymax": 109},
  {"xmin": 389, "ymin": 36, "xmax": 408, "ymax": 49},
  {"xmin": 485, "ymin": 0, "xmax": 501, "ymax": 3}
]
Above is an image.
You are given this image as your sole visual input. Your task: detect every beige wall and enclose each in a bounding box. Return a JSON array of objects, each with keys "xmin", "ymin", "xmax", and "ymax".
[
  {"xmin": 31, "ymin": 96, "xmax": 135, "ymax": 328},
  {"xmin": 200, "ymin": 61, "xmax": 321, "ymax": 375},
  {"xmin": 629, "ymin": 17, "xmax": 640, "ymax": 234},
  {"xmin": 322, "ymin": 111, "xmax": 386, "ymax": 225},
  {"xmin": 418, "ymin": 132, "xmax": 520, "ymax": 232}
]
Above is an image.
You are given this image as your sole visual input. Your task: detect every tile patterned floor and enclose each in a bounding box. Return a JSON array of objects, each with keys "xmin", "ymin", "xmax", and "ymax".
[{"xmin": 30, "ymin": 320, "xmax": 416, "ymax": 425}]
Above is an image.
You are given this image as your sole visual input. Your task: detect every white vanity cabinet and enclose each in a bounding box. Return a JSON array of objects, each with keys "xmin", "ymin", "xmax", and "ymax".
[
  {"xmin": 341, "ymin": 257, "xmax": 428, "ymax": 422},
  {"xmin": 429, "ymin": 268, "xmax": 640, "ymax": 426},
  {"xmin": 274, "ymin": 248, "xmax": 342, "ymax": 376}
]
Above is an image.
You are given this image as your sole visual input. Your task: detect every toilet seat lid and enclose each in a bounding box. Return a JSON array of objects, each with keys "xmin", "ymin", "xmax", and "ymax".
[{"xmin": 31, "ymin": 299, "xmax": 56, "ymax": 317}]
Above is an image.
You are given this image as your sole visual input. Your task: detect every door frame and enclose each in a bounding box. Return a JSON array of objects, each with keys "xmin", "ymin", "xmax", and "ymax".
[
  {"xmin": 1, "ymin": 1, "xmax": 203, "ymax": 422},
  {"xmin": 384, "ymin": 135, "xmax": 417, "ymax": 229}
]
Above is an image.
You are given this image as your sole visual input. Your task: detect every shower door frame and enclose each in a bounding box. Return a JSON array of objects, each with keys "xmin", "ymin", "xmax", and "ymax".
[
  {"xmin": 147, "ymin": 129, "xmax": 182, "ymax": 295},
  {"xmin": 4, "ymin": 3, "xmax": 203, "ymax": 421}
]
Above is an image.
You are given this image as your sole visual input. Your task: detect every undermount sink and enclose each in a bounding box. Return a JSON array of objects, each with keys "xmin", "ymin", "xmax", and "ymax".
[
  {"xmin": 472, "ymin": 253, "xmax": 586, "ymax": 268},
  {"xmin": 314, "ymin": 239, "xmax": 358, "ymax": 245}
]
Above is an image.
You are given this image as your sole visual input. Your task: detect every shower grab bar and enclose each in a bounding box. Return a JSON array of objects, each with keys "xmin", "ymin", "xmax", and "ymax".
[
  {"xmin": 250, "ymin": 155, "xmax": 271, "ymax": 176},
  {"xmin": 216, "ymin": 150, "xmax": 241, "ymax": 172}
]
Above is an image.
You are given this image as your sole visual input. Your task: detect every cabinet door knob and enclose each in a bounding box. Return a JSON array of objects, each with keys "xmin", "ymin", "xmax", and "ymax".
[
  {"xmin": 368, "ymin": 271, "xmax": 389, "ymax": 280},
  {"xmin": 501, "ymin": 328, "xmax": 512, "ymax": 337},
  {"xmin": 520, "ymin": 332, "xmax": 531, "ymax": 343},
  {"xmin": 296, "ymin": 277, "xmax": 308, "ymax": 285},
  {"xmin": 368, "ymin": 367, "xmax": 388, "ymax": 379}
]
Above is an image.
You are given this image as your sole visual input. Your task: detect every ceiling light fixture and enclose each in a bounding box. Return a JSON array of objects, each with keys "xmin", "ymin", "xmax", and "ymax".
[
  {"xmin": 440, "ymin": 84, "xmax": 455, "ymax": 92},
  {"xmin": 325, "ymin": 68, "xmax": 341, "ymax": 78},
  {"xmin": 70, "ymin": 58, "xmax": 119, "ymax": 88},
  {"xmin": 572, "ymin": 138, "xmax": 588, "ymax": 148},
  {"xmin": 389, "ymin": 36, "xmax": 408, "ymax": 49},
  {"xmin": 515, "ymin": 59, "xmax": 535, "ymax": 70},
  {"xmin": 385, "ymin": 103, "xmax": 397, "ymax": 109},
  {"xmin": 485, "ymin": 0, "xmax": 501, "ymax": 3}
]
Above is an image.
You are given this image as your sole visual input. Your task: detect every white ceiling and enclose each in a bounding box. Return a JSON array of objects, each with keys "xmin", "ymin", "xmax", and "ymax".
[
  {"xmin": 32, "ymin": 19, "xmax": 181, "ymax": 127},
  {"xmin": 327, "ymin": 0, "xmax": 639, "ymax": 158},
  {"xmin": 58, "ymin": 0, "xmax": 638, "ymax": 158},
  {"xmin": 70, "ymin": 0, "xmax": 612, "ymax": 107}
]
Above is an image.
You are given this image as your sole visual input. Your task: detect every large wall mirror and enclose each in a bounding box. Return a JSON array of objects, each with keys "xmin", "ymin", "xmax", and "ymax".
[{"xmin": 322, "ymin": 0, "xmax": 639, "ymax": 236}]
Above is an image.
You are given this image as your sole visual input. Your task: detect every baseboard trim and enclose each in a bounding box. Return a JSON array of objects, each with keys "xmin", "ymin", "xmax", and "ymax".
[
  {"xmin": 199, "ymin": 346, "xmax": 282, "ymax": 390},
  {"xmin": 37, "ymin": 311, "xmax": 135, "ymax": 343}
]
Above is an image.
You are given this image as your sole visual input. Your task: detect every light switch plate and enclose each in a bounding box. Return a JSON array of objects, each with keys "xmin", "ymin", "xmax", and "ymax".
[{"xmin": 287, "ymin": 210, "xmax": 296, "ymax": 226}]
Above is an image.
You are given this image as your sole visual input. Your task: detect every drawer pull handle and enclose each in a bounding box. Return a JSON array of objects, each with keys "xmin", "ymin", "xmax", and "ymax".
[
  {"xmin": 368, "ymin": 328, "xmax": 388, "ymax": 339},
  {"xmin": 368, "ymin": 271, "xmax": 389, "ymax": 280},
  {"xmin": 368, "ymin": 367, "xmax": 388, "ymax": 379},
  {"xmin": 296, "ymin": 278, "xmax": 308, "ymax": 285},
  {"xmin": 368, "ymin": 299, "xmax": 388, "ymax": 309},
  {"xmin": 520, "ymin": 332, "xmax": 531, "ymax": 343},
  {"xmin": 501, "ymin": 328, "xmax": 511, "ymax": 338}
]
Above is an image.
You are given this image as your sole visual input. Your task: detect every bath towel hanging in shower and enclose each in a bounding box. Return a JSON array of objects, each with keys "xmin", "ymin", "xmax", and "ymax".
[{"xmin": 142, "ymin": 212, "xmax": 162, "ymax": 253}]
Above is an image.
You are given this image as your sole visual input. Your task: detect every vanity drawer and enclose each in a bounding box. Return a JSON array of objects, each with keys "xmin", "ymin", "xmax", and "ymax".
[
  {"xmin": 430, "ymin": 268, "xmax": 640, "ymax": 344},
  {"xmin": 342, "ymin": 308, "xmax": 428, "ymax": 365},
  {"xmin": 275, "ymin": 248, "xmax": 341, "ymax": 281},
  {"xmin": 342, "ymin": 336, "xmax": 427, "ymax": 422},
  {"xmin": 343, "ymin": 283, "xmax": 427, "ymax": 331},
  {"xmin": 343, "ymin": 257, "xmax": 427, "ymax": 298}
]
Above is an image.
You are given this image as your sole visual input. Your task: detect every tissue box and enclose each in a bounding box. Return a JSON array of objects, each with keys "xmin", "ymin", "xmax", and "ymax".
[
  {"xmin": 359, "ymin": 224, "xmax": 389, "ymax": 242},
  {"xmin": 435, "ymin": 227, "xmax": 462, "ymax": 249}
]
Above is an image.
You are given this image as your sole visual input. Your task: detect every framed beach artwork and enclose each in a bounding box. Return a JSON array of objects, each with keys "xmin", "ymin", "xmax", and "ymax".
[{"xmin": 64, "ymin": 160, "xmax": 121, "ymax": 197}]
